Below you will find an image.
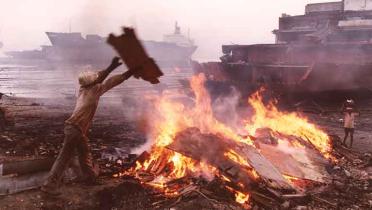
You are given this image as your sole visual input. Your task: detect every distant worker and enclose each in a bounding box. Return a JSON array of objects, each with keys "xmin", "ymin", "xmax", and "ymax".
[
  {"xmin": 41, "ymin": 57, "xmax": 133, "ymax": 195},
  {"xmin": 341, "ymin": 99, "xmax": 359, "ymax": 148}
]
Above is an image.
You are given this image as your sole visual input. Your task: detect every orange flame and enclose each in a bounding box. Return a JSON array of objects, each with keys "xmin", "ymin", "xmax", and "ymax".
[
  {"xmin": 139, "ymin": 74, "xmax": 254, "ymax": 173},
  {"xmin": 125, "ymin": 74, "xmax": 334, "ymax": 205},
  {"xmin": 133, "ymin": 74, "xmax": 250, "ymax": 183},
  {"xmin": 245, "ymin": 88, "xmax": 334, "ymax": 160},
  {"xmin": 226, "ymin": 186, "xmax": 250, "ymax": 205}
]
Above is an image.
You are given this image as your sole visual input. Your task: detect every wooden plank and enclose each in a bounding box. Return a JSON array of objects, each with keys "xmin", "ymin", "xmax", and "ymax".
[{"xmin": 166, "ymin": 127, "xmax": 293, "ymax": 191}]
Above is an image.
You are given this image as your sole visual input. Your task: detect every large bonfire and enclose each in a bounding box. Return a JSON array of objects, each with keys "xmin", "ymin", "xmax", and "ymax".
[{"xmin": 121, "ymin": 73, "xmax": 334, "ymax": 206}]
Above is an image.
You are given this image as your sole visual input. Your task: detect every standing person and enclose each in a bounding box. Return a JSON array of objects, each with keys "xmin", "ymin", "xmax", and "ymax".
[
  {"xmin": 341, "ymin": 99, "xmax": 359, "ymax": 148},
  {"xmin": 41, "ymin": 57, "xmax": 133, "ymax": 195}
]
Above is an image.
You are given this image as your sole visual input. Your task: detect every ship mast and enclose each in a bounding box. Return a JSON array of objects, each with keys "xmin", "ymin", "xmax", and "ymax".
[
  {"xmin": 187, "ymin": 28, "xmax": 190, "ymax": 41},
  {"xmin": 68, "ymin": 20, "xmax": 72, "ymax": 33}
]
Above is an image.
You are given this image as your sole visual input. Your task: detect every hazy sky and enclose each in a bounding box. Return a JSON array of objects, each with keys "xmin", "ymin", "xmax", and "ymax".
[{"xmin": 0, "ymin": 0, "xmax": 331, "ymax": 60}]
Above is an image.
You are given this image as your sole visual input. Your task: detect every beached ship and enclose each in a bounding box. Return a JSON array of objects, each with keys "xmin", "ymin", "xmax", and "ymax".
[
  {"xmin": 197, "ymin": 0, "xmax": 372, "ymax": 98},
  {"xmin": 5, "ymin": 23, "xmax": 197, "ymax": 67}
]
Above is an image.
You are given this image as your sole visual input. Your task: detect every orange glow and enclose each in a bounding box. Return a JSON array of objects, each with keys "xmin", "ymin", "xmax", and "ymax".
[
  {"xmin": 283, "ymin": 174, "xmax": 300, "ymax": 182},
  {"xmin": 221, "ymin": 175, "xmax": 232, "ymax": 182},
  {"xmin": 235, "ymin": 191, "xmax": 250, "ymax": 204},
  {"xmin": 245, "ymin": 88, "xmax": 334, "ymax": 160},
  {"xmin": 282, "ymin": 174, "xmax": 312, "ymax": 189}
]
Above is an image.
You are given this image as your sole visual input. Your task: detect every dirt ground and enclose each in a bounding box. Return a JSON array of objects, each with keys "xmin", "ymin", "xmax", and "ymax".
[
  {"xmin": 299, "ymin": 102, "xmax": 372, "ymax": 154},
  {"xmin": 0, "ymin": 95, "xmax": 149, "ymax": 210},
  {"xmin": 0, "ymin": 94, "xmax": 371, "ymax": 210}
]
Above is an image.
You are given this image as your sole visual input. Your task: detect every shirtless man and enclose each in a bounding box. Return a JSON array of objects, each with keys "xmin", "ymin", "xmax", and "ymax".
[{"xmin": 41, "ymin": 57, "xmax": 132, "ymax": 195}]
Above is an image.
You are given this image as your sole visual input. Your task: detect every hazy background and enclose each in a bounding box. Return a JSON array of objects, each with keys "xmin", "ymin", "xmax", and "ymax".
[{"xmin": 0, "ymin": 0, "xmax": 330, "ymax": 60}]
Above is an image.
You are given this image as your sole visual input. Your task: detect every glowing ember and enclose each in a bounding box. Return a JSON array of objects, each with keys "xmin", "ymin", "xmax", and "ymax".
[
  {"xmin": 226, "ymin": 186, "xmax": 250, "ymax": 204},
  {"xmin": 221, "ymin": 175, "xmax": 232, "ymax": 182},
  {"xmin": 235, "ymin": 191, "xmax": 250, "ymax": 204},
  {"xmin": 283, "ymin": 174, "xmax": 300, "ymax": 183},
  {"xmin": 282, "ymin": 174, "xmax": 313, "ymax": 190}
]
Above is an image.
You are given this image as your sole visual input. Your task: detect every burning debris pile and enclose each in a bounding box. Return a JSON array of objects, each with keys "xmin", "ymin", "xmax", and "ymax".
[
  {"xmin": 0, "ymin": 72, "xmax": 370, "ymax": 209},
  {"xmin": 109, "ymin": 73, "xmax": 354, "ymax": 209}
]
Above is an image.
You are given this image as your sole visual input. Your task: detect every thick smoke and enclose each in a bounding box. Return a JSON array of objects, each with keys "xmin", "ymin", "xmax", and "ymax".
[{"xmin": 212, "ymin": 86, "xmax": 242, "ymax": 132}]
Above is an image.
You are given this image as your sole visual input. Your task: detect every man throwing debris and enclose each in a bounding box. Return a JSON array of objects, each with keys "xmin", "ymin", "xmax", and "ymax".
[
  {"xmin": 41, "ymin": 57, "xmax": 132, "ymax": 195},
  {"xmin": 341, "ymin": 99, "xmax": 359, "ymax": 148},
  {"xmin": 41, "ymin": 27, "xmax": 163, "ymax": 195}
]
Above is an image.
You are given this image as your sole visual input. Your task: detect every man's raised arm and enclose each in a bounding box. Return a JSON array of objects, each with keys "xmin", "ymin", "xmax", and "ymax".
[
  {"xmin": 91, "ymin": 57, "xmax": 122, "ymax": 86},
  {"xmin": 100, "ymin": 70, "xmax": 134, "ymax": 94}
]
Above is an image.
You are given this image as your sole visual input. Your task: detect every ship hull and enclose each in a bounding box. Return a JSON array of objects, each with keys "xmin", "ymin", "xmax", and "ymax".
[
  {"xmin": 42, "ymin": 41, "xmax": 196, "ymax": 67},
  {"xmin": 226, "ymin": 43, "xmax": 372, "ymax": 91},
  {"xmin": 195, "ymin": 43, "xmax": 372, "ymax": 98},
  {"xmin": 4, "ymin": 33, "xmax": 197, "ymax": 67}
]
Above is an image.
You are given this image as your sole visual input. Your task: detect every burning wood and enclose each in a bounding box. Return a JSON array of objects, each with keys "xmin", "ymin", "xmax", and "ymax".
[
  {"xmin": 167, "ymin": 127, "xmax": 293, "ymax": 190},
  {"xmin": 254, "ymin": 131, "xmax": 331, "ymax": 183},
  {"xmin": 112, "ymin": 73, "xmax": 340, "ymax": 208}
]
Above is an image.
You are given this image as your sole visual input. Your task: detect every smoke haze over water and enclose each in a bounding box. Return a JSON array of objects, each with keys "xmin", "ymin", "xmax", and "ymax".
[{"xmin": 0, "ymin": 0, "xmax": 331, "ymax": 60}]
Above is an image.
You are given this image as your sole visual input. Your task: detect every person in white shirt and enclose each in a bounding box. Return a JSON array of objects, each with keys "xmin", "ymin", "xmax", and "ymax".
[{"xmin": 341, "ymin": 100, "xmax": 359, "ymax": 148}]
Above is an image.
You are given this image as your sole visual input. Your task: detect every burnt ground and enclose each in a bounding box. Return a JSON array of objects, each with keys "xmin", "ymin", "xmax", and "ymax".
[{"xmin": 0, "ymin": 95, "xmax": 371, "ymax": 210}]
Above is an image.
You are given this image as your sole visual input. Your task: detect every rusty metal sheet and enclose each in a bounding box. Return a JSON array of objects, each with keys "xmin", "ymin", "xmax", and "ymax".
[
  {"xmin": 0, "ymin": 172, "xmax": 48, "ymax": 195},
  {"xmin": 107, "ymin": 27, "xmax": 163, "ymax": 84}
]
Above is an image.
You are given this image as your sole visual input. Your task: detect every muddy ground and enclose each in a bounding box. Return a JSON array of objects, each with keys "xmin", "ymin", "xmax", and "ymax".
[{"xmin": 0, "ymin": 94, "xmax": 371, "ymax": 210}]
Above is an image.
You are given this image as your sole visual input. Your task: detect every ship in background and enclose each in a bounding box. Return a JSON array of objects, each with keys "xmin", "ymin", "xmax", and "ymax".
[
  {"xmin": 196, "ymin": 0, "xmax": 372, "ymax": 100},
  {"xmin": 4, "ymin": 22, "xmax": 197, "ymax": 67}
]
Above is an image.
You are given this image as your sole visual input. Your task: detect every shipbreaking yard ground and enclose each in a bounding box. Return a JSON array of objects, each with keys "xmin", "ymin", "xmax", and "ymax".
[
  {"xmin": 4, "ymin": 0, "xmax": 372, "ymax": 208},
  {"xmin": 0, "ymin": 93, "xmax": 371, "ymax": 210},
  {"xmin": 0, "ymin": 96, "xmax": 148, "ymax": 209}
]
